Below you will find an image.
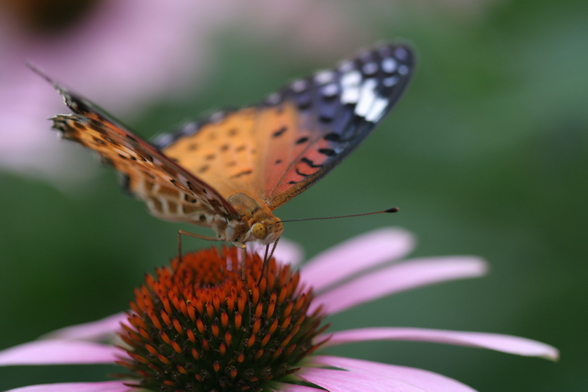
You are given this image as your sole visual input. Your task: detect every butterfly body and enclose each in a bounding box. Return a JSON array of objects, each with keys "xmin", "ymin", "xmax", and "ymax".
[{"xmin": 35, "ymin": 43, "xmax": 414, "ymax": 249}]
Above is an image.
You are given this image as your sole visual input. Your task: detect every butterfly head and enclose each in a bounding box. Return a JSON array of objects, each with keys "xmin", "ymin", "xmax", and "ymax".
[
  {"xmin": 248, "ymin": 212, "xmax": 283, "ymax": 245},
  {"xmin": 227, "ymin": 193, "xmax": 283, "ymax": 245}
]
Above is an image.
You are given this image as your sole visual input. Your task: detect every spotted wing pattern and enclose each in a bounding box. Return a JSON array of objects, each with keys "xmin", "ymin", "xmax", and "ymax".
[
  {"xmin": 33, "ymin": 69, "xmax": 240, "ymax": 226},
  {"xmin": 154, "ymin": 43, "xmax": 414, "ymax": 210},
  {"xmin": 34, "ymin": 43, "xmax": 414, "ymax": 243}
]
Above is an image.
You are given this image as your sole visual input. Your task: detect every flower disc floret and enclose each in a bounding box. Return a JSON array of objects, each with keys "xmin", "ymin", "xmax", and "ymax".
[{"xmin": 117, "ymin": 247, "xmax": 327, "ymax": 392}]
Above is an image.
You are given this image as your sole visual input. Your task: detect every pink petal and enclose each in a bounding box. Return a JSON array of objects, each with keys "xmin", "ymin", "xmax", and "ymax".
[
  {"xmin": 6, "ymin": 381, "xmax": 133, "ymax": 392},
  {"xmin": 297, "ymin": 367, "xmax": 424, "ymax": 392},
  {"xmin": 249, "ymin": 237, "xmax": 304, "ymax": 267},
  {"xmin": 302, "ymin": 228, "xmax": 415, "ymax": 291},
  {"xmin": 0, "ymin": 340, "xmax": 123, "ymax": 365},
  {"xmin": 40, "ymin": 313, "xmax": 126, "ymax": 341},
  {"xmin": 312, "ymin": 257, "xmax": 487, "ymax": 314},
  {"xmin": 313, "ymin": 355, "xmax": 475, "ymax": 392},
  {"xmin": 296, "ymin": 368, "xmax": 425, "ymax": 392},
  {"xmin": 274, "ymin": 237, "xmax": 305, "ymax": 266},
  {"xmin": 270, "ymin": 382, "xmax": 325, "ymax": 392},
  {"xmin": 320, "ymin": 327, "xmax": 559, "ymax": 360}
]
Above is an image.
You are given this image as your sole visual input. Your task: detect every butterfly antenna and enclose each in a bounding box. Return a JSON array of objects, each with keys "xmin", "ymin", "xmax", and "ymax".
[
  {"xmin": 258, "ymin": 238, "xmax": 280, "ymax": 285},
  {"xmin": 280, "ymin": 207, "xmax": 399, "ymax": 223}
]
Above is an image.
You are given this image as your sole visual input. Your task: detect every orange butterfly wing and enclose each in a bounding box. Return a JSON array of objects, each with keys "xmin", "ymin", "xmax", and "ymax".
[
  {"xmin": 32, "ymin": 69, "xmax": 240, "ymax": 228},
  {"xmin": 156, "ymin": 44, "xmax": 414, "ymax": 210},
  {"xmin": 34, "ymin": 43, "xmax": 414, "ymax": 245}
]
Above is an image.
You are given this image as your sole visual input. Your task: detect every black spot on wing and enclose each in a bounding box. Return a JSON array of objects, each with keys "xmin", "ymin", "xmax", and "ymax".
[
  {"xmin": 301, "ymin": 157, "xmax": 323, "ymax": 168},
  {"xmin": 184, "ymin": 194, "xmax": 198, "ymax": 203},
  {"xmin": 323, "ymin": 133, "xmax": 341, "ymax": 142},
  {"xmin": 295, "ymin": 168, "xmax": 312, "ymax": 177},
  {"xmin": 72, "ymin": 122, "xmax": 86, "ymax": 131},
  {"xmin": 318, "ymin": 148, "xmax": 337, "ymax": 157},
  {"xmin": 231, "ymin": 169, "xmax": 253, "ymax": 179},
  {"xmin": 272, "ymin": 126, "xmax": 288, "ymax": 138}
]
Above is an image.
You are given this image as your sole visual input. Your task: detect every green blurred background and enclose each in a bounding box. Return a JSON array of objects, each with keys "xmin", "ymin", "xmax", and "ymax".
[{"xmin": 1, "ymin": 1, "xmax": 587, "ymax": 391}]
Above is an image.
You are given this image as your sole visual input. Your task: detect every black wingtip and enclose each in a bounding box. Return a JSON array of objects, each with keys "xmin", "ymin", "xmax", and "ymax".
[{"xmin": 385, "ymin": 207, "xmax": 399, "ymax": 213}]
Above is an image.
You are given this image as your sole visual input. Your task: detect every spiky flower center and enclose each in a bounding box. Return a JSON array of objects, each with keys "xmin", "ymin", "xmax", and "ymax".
[
  {"xmin": 2, "ymin": 0, "xmax": 100, "ymax": 34},
  {"xmin": 117, "ymin": 247, "xmax": 327, "ymax": 392}
]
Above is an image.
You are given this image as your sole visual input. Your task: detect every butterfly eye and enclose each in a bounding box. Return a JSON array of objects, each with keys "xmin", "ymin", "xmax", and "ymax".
[{"xmin": 251, "ymin": 222, "xmax": 267, "ymax": 240}]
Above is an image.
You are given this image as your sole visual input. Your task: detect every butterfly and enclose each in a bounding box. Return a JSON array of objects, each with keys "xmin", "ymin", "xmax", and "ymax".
[{"xmin": 33, "ymin": 43, "xmax": 414, "ymax": 253}]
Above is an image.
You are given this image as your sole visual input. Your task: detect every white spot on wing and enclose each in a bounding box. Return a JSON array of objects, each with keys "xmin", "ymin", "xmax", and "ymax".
[
  {"xmin": 314, "ymin": 70, "xmax": 336, "ymax": 85},
  {"xmin": 266, "ymin": 93, "xmax": 281, "ymax": 105},
  {"xmin": 383, "ymin": 76, "xmax": 399, "ymax": 87},
  {"xmin": 210, "ymin": 111, "xmax": 225, "ymax": 123},
  {"xmin": 365, "ymin": 97, "xmax": 389, "ymax": 122},
  {"xmin": 394, "ymin": 47, "xmax": 409, "ymax": 60},
  {"xmin": 340, "ymin": 70, "xmax": 362, "ymax": 104},
  {"xmin": 182, "ymin": 122, "xmax": 198, "ymax": 134},
  {"xmin": 398, "ymin": 65, "xmax": 409, "ymax": 75},
  {"xmin": 321, "ymin": 83, "xmax": 339, "ymax": 97},
  {"xmin": 291, "ymin": 79, "xmax": 308, "ymax": 92},
  {"xmin": 354, "ymin": 78, "xmax": 378, "ymax": 117},
  {"xmin": 381, "ymin": 58, "xmax": 397, "ymax": 73},
  {"xmin": 362, "ymin": 62, "xmax": 378, "ymax": 75},
  {"xmin": 153, "ymin": 133, "xmax": 174, "ymax": 146}
]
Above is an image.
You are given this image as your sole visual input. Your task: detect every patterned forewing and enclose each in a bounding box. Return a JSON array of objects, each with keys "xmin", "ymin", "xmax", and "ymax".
[
  {"xmin": 260, "ymin": 44, "xmax": 415, "ymax": 209},
  {"xmin": 47, "ymin": 83, "xmax": 239, "ymax": 225},
  {"xmin": 157, "ymin": 108, "xmax": 265, "ymax": 203},
  {"xmin": 140, "ymin": 43, "xmax": 414, "ymax": 214},
  {"xmin": 154, "ymin": 102, "xmax": 307, "ymax": 208}
]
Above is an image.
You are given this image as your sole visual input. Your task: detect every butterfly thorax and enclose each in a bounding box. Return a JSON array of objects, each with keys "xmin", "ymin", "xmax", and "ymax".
[{"xmin": 225, "ymin": 193, "xmax": 283, "ymax": 246}]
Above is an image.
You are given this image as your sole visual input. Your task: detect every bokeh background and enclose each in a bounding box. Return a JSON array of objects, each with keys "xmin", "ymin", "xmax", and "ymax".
[{"xmin": 1, "ymin": 0, "xmax": 586, "ymax": 391}]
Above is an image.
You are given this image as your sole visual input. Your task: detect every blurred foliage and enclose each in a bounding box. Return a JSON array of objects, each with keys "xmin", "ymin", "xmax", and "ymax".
[{"xmin": 1, "ymin": 1, "xmax": 587, "ymax": 391}]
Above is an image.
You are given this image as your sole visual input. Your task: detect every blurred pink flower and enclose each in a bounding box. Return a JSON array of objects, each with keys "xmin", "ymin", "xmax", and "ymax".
[
  {"xmin": 0, "ymin": 0, "xmax": 238, "ymax": 182},
  {"xmin": 0, "ymin": 228, "xmax": 558, "ymax": 392},
  {"xmin": 0, "ymin": 0, "xmax": 367, "ymax": 185}
]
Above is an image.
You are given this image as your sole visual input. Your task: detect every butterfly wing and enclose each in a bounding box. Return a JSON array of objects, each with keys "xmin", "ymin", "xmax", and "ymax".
[
  {"xmin": 260, "ymin": 43, "xmax": 414, "ymax": 209},
  {"xmin": 156, "ymin": 43, "xmax": 414, "ymax": 210},
  {"xmin": 153, "ymin": 107, "xmax": 265, "ymax": 207},
  {"xmin": 32, "ymin": 68, "xmax": 240, "ymax": 225}
]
